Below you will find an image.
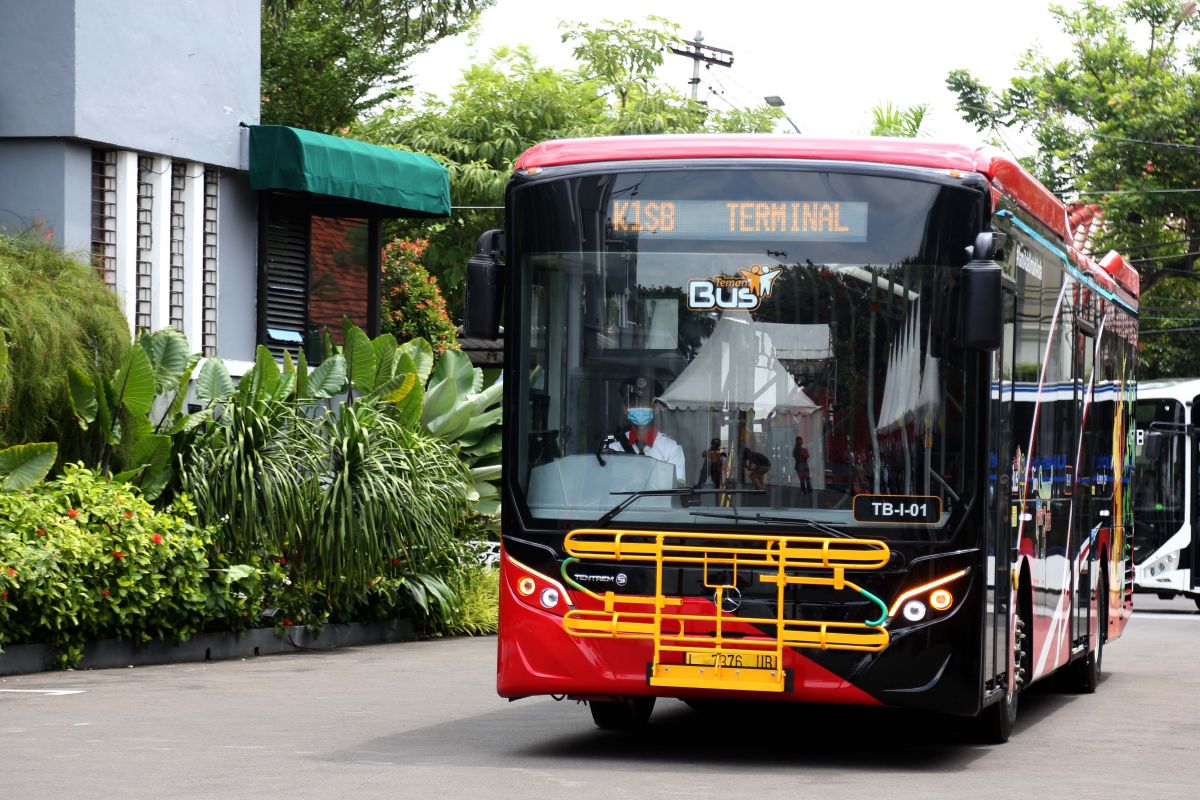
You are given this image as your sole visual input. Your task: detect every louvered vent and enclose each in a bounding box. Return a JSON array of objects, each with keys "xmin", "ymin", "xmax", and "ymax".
[{"xmin": 263, "ymin": 208, "xmax": 309, "ymax": 359}]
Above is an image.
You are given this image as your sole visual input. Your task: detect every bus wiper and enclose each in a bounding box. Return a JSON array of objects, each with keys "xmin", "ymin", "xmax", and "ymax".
[
  {"xmin": 598, "ymin": 488, "xmax": 765, "ymax": 527},
  {"xmin": 689, "ymin": 509, "xmax": 852, "ymax": 538}
]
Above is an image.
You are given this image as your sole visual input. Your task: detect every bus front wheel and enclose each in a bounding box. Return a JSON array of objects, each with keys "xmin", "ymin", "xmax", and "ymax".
[
  {"xmin": 589, "ymin": 696, "xmax": 655, "ymax": 731},
  {"xmin": 1063, "ymin": 569, "xmax": 1107, "ymax": 694}
]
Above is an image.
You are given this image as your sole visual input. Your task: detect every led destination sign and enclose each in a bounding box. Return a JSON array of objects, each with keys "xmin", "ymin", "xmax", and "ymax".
[{"xmin": 608, "ymin": 199, "xmax": 868, "ymax": 241}]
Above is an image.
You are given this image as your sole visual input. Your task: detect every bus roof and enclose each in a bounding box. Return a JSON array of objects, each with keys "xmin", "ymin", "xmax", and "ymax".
[{"xmin": 515, "ymin": 134, "xmax": 1138, "ymax": 299}]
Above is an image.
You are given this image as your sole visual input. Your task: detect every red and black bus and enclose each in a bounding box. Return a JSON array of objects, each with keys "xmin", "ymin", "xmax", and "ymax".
[{"xmin": 464, "ymin": 135, "xmax": 1137, "ymax": 742}]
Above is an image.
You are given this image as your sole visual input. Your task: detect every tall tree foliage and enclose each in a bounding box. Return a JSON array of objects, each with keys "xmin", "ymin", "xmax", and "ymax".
[
  {"xmin": 946, "ymin": 0, "xmax": 1200, "ymax": 293},
  {"xmin": 357, "ymin": 17, "xmax": 783, "ymax": 311},
  {"xmin": 261, "ymin": 0, "xmax": 494, "ymax": 133}
]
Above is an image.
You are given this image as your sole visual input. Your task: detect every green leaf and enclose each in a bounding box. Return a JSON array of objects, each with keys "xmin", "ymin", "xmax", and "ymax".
[
  {"xmin": 163, "ymin": 356, "xmax": 201, "ymax": 427},
  {"xmin": 471, "ymin": 377, "xmax": 503, "ymax": 414},
  {"xmin": 224, "ymin": 564, "xmax": 257, "ymax": 584},
  {"xmin": 114, "ymin": 345, "xmax": 156, "ymax": 418},
  {"xmin": 0, "ymin": 442, "xmax": 57, "ymax": 490},
  {"xmin": 420, "ymin": 377, "xmax": 456, "ymax": 425},
  {"xmin": 67, "ymin": 364, "xmax": 98, "ymax": 429},
  {"xmin": 370, "ymin": 333, "xmax": 398, "ymax": 388},
  {"xmin": 139, "ymin": 328, "xmax": 191, "ymax": 393},
  {"xmin": 470, "ymin": 464, "xmax": 501, "ymax": 482},
  {"xmin": 247, "ymin": 345, "xmax": 281, "ymax": 399},
  {"xmin": 398, "ymin": 338, "xmax": 434, "ymax": 384},
  {"xmin": 128, "ymin": 434, "xmax": 172, "ymax": 501},
  {"xmin": 425, "ymin": 401, "xmax": 474, "ymax": 440},
  {"xmin": 308, "ymin": 354, "xmax": 347, "ymax": 398},
  {"xmin": 296, "ymin": 350, "xmax": 310, "ymax": 400},
  {"xmin": 196, "ymin": 358, "xmax": 234, "ymax": 407},
  {"xmin": 344, "ymin": 324, "xmax": 376, "ymax": 395},
  {"xmin": 431, "ymin": 348, "xmax": 476, "ymax": 398}
]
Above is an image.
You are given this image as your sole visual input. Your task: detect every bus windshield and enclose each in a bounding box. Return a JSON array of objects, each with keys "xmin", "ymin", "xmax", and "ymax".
[{"xmin": 512, "ymin": 167, "xmax": 984, "ymax": 536}]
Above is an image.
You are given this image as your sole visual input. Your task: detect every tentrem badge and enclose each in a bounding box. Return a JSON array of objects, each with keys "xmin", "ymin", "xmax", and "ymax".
[
  {"xmin": 852, "ymin": 494, "xmax": 942, "ymax": 524},
  {"xmin": 687, "ymin": 263, "xmax": 783, "ymax": 311}
]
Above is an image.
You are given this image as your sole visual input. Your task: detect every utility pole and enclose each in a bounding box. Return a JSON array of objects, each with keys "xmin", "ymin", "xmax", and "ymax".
[{"xmin": 669, "ymin": 32, "xmax": 734, "ymax": 102}]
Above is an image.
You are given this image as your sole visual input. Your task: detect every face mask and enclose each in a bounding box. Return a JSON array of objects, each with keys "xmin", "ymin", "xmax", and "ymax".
[{"xmin": 627, "ymin": 407, "xmax": 654, "ymax": 427}]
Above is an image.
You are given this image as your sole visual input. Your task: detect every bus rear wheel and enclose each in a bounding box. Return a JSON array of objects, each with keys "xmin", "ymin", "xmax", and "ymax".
[{"xmin": 589, "ymin": 696, "xmax": 655, "ymax": 731}]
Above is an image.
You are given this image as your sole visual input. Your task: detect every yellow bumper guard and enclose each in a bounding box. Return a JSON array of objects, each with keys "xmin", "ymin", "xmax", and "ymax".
[{"xmin": 559, "ymin": 528, "xmax": 892, "ymax": 693}]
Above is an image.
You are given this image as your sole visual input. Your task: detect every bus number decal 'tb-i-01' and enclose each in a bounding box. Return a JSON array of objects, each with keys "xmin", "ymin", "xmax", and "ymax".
[{"xmin": 852, "ymin": 494, "xmax": 941, "ymax": 524}]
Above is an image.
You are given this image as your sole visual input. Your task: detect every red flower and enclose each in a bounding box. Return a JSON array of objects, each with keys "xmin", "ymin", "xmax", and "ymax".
[
  {"xmin": 123, "ymin": 511, "xmax": 133, "ymax": 519},
  {"xmin": 101, "ymin": 589, "xmax": 110, "ymax": 597},
  {"xmin": 112, "ymin": 550, "xmax": 124, "ymax": 560},
  {"xmin": 281, "ymin": 618, "xmax": 294, "ymax": 627},
  {"xmin": 151, "ymin": 534, "xmax": 163, "ymax": 544},
  {"xmin": 1, "ymin": 590, "xmax": 7, "ymax": 601},
  {"xmin": 278, "ymin": 556, "xmax": 288, "ymax": 566},
  {"xmin": 36, "ymin": 528, "xmax": 46, "ymax": 536},
  {"xmin": 391, "ymin": 557, "xmax": 403, "ymax": 567},
  {"xmin": 67, "ymin": 509, "xmax": 78, "ymax": 518},
  {"xmin": 4, "ymin": 567, "xmax": 15, "ymax": 577}
]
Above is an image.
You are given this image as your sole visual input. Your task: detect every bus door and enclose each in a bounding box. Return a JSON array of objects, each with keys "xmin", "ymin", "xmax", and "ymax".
[
  {"xmin": 985, "ymin": 288, "xmax": 1018, "ymax": 687},
  {"xmin": 1192, "ymin": 395, "xmax": 1200, "ymax": 592},
  {"xmin": 1072, "ymin": 327, "xmax": 1095, "ymax": 644}
]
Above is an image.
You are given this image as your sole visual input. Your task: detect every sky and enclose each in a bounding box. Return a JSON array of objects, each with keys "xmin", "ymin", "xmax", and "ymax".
[{"xmin": 406, "ymin": 0, "xmax": 1076, "ymax": 153}]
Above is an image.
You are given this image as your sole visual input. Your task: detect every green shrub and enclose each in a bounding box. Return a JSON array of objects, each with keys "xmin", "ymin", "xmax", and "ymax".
[
  {"xmin": 0, "ymin": 465, "xmax": 258, "ymax": 666},
  {"xmin": 380, "ymin": 238, "xmax": 459, "ymax": 354},
  {"xmin": 0, "ymin": 232, "xmax": 130, "ymax": 460}
]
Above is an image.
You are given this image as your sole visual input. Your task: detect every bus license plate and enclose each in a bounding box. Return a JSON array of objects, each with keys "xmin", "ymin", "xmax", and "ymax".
[{"xmin": 684, "ymin": 651, "xmax": 778, "ymax": 670}]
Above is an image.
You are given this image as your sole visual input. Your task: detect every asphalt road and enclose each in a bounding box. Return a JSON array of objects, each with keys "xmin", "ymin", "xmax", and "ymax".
[{"xmin": 3, "ymin": 596, "xmax": 1198, "ymax": 799}]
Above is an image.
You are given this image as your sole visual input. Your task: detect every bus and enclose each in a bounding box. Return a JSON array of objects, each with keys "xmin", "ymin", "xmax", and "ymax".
[
  {"xmin": 1134, "ymin": 378, "xmax": 1200, "ymax": 606},
  {"xmin": 464, "ymin": 135, "xmax": 1138, "ymax": 743}
]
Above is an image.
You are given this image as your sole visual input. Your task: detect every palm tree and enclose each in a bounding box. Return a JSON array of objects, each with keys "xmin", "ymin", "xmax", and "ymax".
[{"xmin": 870, "ymin": 102, "xmax": 929, "ymax": 138}]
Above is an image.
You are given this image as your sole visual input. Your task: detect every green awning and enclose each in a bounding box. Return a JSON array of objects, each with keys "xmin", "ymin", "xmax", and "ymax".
[{"xmin": 248, "ymin": 125, "xmax": 450, "ymax": 217}]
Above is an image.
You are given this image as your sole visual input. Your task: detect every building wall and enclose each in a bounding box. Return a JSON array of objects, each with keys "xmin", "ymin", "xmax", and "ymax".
[
  {"xmin": 216, "ymin": 174, "xmax": 259, "ymax": 363},
  {"xmin": 0, "ymin": 140, "xmax": 91, "ymax": 253},
  {"xmin": 0, "ymin": 0, "xmax": 259, "ymax": 170},
  {"xmin": 0, "ymin": 0, "xmax": 76, "ymax": 138}
]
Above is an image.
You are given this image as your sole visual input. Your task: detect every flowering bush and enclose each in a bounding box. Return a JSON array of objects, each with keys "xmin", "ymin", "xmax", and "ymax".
[
  {"xmin": 0, "ymin": 465, "xmax": 259, "ymax": 667},
  {"xmin": 380, "ymin": 238, "xmax": 459, "ymax": 354}
]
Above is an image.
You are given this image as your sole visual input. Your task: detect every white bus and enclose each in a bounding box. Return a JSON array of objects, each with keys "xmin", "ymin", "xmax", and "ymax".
[{"xmin": 1134, "ymin": 378, "xmax": 1200, "ymax": 607}]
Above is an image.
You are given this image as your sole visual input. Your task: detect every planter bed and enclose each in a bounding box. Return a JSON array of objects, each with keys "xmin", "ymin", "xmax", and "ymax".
[{"xmin": 0, "ymin": 619, "xmax": 415, "ymax": 676}]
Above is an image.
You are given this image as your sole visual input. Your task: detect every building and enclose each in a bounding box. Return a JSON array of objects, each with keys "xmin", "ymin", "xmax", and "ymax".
[{"xmin": 0, "ymin": 0, "xmax": 448, "ymax": 371}]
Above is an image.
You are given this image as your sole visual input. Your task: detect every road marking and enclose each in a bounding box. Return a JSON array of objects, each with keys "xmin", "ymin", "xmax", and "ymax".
[
  {"xmin": 1132, "ymin": 612, "xmax": 1200, "ymax": 620},
  {"xmin": 0, "ymin": 689, "xmax": 86, "ymax": 696}
]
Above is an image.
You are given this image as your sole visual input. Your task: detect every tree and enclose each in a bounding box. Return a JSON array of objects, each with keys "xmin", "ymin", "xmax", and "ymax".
[
  {"xmin": 260, "ymin": 0, "xmax": 494, "ymax": 133},
  {"xmin": 869, "ymin": 102, "xmax": 929, "ymax": 138},
  {"xmin": 946, "ymin": 0, "xmax": 1200, "ymax": 293},
  {"xmin": 357, "ymin": 17, "xmax": 783, "ymax": 311}
]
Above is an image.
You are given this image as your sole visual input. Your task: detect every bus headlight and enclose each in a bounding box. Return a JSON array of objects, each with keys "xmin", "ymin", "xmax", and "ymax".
[
  {"xmin": 902, "ymin": 600, "xmax": 927, "ymax": 622},
  {"xmin": 540, "ymin": 587, "xmax": 561, "ymax": 609},
  {"xmin": 888, "ymin": 568, "xmax": 969, "ymax": 626}
]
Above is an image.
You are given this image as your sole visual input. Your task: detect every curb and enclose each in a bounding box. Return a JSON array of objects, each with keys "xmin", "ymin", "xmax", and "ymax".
[{"xmin": 0, "ymin": 619, "xmax": 416, "ymax": 676}]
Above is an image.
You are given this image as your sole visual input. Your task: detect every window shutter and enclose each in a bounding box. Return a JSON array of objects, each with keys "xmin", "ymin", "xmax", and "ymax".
[{"xmin": 263, "ymin": 208, "xmax": 310, "ymax": 359}]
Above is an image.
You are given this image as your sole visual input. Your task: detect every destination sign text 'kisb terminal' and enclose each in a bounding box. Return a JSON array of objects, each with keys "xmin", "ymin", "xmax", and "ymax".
[{"xmin": 608, "ymin": 200, "xmax": 868, "ymax": 242}]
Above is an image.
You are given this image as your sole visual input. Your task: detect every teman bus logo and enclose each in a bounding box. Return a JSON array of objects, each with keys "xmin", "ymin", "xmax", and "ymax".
[{"xmin": 687, "ymin": 263, "xmax": 782, "ymax": 311}]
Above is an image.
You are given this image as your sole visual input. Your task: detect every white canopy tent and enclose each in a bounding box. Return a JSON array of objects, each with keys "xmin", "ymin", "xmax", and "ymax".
[{"xmin": 657, "ymin": 312, "xmax": 826, "ymax": 489}]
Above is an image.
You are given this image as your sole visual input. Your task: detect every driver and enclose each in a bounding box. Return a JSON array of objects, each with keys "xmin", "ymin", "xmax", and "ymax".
[{"xmin": 604, "ymin": 375, "xmax": 686, "ymax": 484}]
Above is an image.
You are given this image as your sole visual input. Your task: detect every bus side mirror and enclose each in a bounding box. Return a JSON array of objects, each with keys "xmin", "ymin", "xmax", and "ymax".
[
  {"xmin": 960, "ymin": 258, "xmax": 1002, "ymax": 351},
  {"xmin": 464, "ymin": 229, "xmax": 504, "ymax": 340}
]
